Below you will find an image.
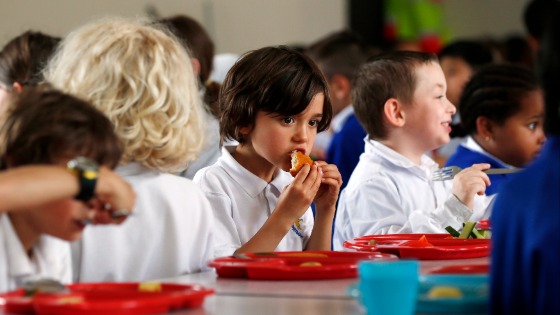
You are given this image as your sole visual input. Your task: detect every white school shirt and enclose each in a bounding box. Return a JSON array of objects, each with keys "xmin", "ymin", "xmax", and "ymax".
[
  {"xmin": 0, "ymin": 214, "xmax": 71, "ymax": 292},
  {"xmin": 193, "ymin": 146, "xmax": 314, "ymax": 258},
  {"xmin": 72, "ymin": 162, "xmax": 214, "ymax": 282},
  {"xmin": 333, "ymin": 138, "xmax": 494, "ymax": 250}
]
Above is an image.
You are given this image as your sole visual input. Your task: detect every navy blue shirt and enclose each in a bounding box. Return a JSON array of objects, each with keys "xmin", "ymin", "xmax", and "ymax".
[
  {"xmin": 446, "ymin": 144, "xmax": 513, "ymax": 195},
  {"xmin": 490, "ymin": 136, "xmax": 560, "ymax": 314}
]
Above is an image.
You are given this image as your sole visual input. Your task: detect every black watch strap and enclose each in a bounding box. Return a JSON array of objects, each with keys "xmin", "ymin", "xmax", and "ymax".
[{"xmin": 67, "ymin": 157, "xmax": 99, "ymax": 201}]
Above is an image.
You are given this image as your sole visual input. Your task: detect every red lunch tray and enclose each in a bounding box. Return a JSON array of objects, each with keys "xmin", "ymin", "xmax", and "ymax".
[
  {"xmin": 208, "ymin": 250, "xmax": 398, "ymax": 280},
  {"xmin": 0, "ymin": 283, "xmax": 214, "ymax": 315},
  {"xmin": 343, "ymin": 234, "xmax": 491, "ymax": 260},
  {"xmin": 426, "ymin": 264, "xmax": 490, "ymax": 275}
]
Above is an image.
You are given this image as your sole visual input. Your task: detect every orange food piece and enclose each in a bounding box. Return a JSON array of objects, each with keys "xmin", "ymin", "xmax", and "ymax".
[
  {"xmin": 404, "ymin": 235, "xmax": 434, "ymax": 247},
  {"xmin": 299, "ymin": 261, "xmax": 323, "ymax": 267},
  {"xmin": 289, "ymin": 151, "xmax": 313, "ymax": 176}
]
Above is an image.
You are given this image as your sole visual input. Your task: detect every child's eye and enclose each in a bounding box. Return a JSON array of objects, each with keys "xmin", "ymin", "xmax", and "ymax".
[
  {"xmin": 282, "ymin": 117, "xmax": 295, "ymax": 124},
  {"xmin": 308, "ymin": 119, "xmax": 320, "ymax": 127},
  {"xmin": 528, "ymin": 122, "xmax": 538, "ymax": 130}
]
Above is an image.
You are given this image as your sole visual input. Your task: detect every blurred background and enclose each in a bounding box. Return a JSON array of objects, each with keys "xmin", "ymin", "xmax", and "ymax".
[{"xmin": 0, "ymin": 0, "xmax": 530, "ymax": 55}]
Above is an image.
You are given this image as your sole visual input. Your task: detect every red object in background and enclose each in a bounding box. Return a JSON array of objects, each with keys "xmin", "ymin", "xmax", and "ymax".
[{"xmin": 420, "ymin": 34, "xmax": 443, "ymax": 54}]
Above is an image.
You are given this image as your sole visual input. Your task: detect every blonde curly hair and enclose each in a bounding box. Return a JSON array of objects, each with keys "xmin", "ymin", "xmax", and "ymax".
[{"xmin": 45, "ymin": 17, "xmax": 204, "ymax": 173}]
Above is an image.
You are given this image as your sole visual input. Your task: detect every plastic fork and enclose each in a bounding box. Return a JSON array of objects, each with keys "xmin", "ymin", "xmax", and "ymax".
[{"xmin": 431, "ymin": 166, "xmax": 522, "ymax": 181}]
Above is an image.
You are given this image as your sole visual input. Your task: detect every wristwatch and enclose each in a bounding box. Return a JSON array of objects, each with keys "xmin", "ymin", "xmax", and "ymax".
[{"xmin": 67, "ymin": 157, "xmax": 99, "ymax": 201}]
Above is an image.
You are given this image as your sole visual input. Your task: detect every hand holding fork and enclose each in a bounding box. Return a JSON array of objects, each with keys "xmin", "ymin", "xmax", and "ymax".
[{"xmin": 434, "ymin": 164, "xmax": 495, "ymax": 210}]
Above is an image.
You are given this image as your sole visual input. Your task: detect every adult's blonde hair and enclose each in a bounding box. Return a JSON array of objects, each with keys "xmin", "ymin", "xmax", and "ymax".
[{"xmin": 45, "ymin": 17, "xmax": 204, "ymax": 173}]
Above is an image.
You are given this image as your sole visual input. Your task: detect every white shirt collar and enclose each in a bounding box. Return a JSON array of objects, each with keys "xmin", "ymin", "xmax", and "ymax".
[
  {"xmin": 365, "ymin": 139, "xmax": 440, "ymax": 179},
  {"xmin": 2, "ymin": 215, "xmax": 36, "ymax": 279},
  {"xmin": 463, "ymin": 136, "xmax": 516, "ymax": 168},
  {"xmin": 219, "ymin": 146, "xmax": 291, "ymax": 198},
  {"xmin": 331, "ymin": 105, "xmax": 354, "ymax": 133}
]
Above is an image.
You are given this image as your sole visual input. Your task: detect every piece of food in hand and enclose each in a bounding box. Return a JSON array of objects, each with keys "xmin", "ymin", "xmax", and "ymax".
[
  {"xmin": 427, "ymin": 286, "xmax": 463, "ymax": 299},
  {"xmin": 289, "ymin": 150, "xmax": 314, "ymax": 176}
]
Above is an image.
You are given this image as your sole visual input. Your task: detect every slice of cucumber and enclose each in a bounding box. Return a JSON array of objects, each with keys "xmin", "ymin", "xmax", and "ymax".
[
  {"xmin": 459, "ymin": 221, "xmax": 476, "ymax": 239},
  {"xmin": 445, "ymin": 226, "xmax": 460, "ymax": 238}
]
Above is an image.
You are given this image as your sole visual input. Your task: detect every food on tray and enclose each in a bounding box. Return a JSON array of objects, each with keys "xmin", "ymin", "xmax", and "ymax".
[
  {"xmin": 139, "ymin": 282, "xmax": 162, "ymax": 292},
  {"xmin": 427, "ymin": 285, "xmax": 464, "ymax": 299},
  {"xmin": 368, "ymin": 240, "xmax": 377, "ymax": 246},
  {"xmin": 445, "ymin": 221, "xmax": 491, "ymax": 239},
  {"xmin": 289, "ymin": 150, "xmax": 313, "ymax": 176},
  {"xmin": 403, "ymin": 235, "xmax": 433, "ymax": 247},
  {"xmin": 299, "ymin": 261, "xmax": 322, "ymax": 267}
]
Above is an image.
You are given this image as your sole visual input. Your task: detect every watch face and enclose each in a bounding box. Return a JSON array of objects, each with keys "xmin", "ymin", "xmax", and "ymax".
[{"xmin": 68, "ymin": 157, "xmax": 99, "ymax": 171}]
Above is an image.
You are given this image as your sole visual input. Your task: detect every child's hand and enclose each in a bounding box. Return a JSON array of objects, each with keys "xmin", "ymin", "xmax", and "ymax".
[
  {"xmin": 276, "ymin": 163, "xmax": 322, "ymax": 222},
  {"xmin": 313, "ymin": 161, "xmax": 342, "ymax": 211},
  {"xmin": 93, "ymin": 167, "xmax": 136, "ymax": 224},
  {"xmin": 451, "ymin": 163, "xmax": 491, "ymax": 209}
]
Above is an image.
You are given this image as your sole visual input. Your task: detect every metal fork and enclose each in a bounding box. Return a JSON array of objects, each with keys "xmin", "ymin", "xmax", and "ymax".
[{"xmin": 432, "ymin": 166, "xmax": 522, "ymax": 181}]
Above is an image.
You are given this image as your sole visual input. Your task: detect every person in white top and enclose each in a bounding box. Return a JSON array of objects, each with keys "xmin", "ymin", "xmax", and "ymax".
[
  {"xmin": 194, "ymin": 46, "xmax": 342, "ymax": 257},
  {"xmin": 45, "ymin": 17, "xmax": 214, "ymax": 282},
  {"xmin": 333, "ymin": 51, "xmax": 495, "ymax": 249},
  {"xmin": 0, "ymin": 86, "xmax": 135, "ymax": 292}
]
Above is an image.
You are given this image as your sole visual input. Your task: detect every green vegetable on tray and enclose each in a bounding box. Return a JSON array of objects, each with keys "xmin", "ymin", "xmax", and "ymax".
[{"xmin": 445, "ymin": 221, "xmax": 491, "ymax": 239}]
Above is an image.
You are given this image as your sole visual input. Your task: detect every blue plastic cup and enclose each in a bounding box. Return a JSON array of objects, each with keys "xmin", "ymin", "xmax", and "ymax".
[{"xmin": 358, "ymin": 260, "xmax": 419, "ymax": 315}]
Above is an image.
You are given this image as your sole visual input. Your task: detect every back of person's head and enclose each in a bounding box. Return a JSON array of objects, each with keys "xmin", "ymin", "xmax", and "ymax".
[
  {"xmin": 0, "ymin": 31, "xmax": 61, "ymax": 88},
  {"xmin": 537, "ymin": 5, "xmax": 560, "ymax": 135},
  {"xmin": 352, "ymin": 50, "xmax": 438, "ymax": 140},
  {"xmin": 158, "ymin": 14, "xmax": 220, "ymax": 116},
  {"xmin": 45, "ymin": 17, "xmax": 205, "ymax": 173},
  {"xmin": 219, "ymin": 45, "xmax": 332, "ymax": 144},
  {"xmin": 524, "ymin": 0, "xmax": 560, "ymax": 41},
  {"xmin": 305, "ymin": 30, "xmax": 370, "ymax": 82},
  {"xmin": 502, "ymin": 35, "xmax": 534, "ymax": 68},
  {"xmin": 456, "ymin": 64, "xmax": 540, "ymax": 138},
  {"xmin": 0, "ymin": 84, "xmax": 122, "ymax": 170},
  {"xmin": 438, "ymin": 40, "xmax": 494, "ymax": 71}
]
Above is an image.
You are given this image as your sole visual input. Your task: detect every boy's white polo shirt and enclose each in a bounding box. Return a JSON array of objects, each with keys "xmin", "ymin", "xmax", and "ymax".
[
  {"xmin": 333, "ymin": 138, "xmax": 494, "ymax": 249},
  {"xmin": 0, "ymin": 214, "xmax": 71, "ymax": 292},
  {"xmin": 194, "ymin": 146, "xmax": 314, "ymax": 258}
]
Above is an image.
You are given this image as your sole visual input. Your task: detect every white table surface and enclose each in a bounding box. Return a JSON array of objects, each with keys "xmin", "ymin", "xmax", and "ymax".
[{"xmin": 153, "ymin": 256, "xmax": 489, "ymax": 315}]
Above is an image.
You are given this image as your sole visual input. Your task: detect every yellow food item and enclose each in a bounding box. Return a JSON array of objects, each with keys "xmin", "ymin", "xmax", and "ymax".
[
  {"xmin": 368, "ymin": 240, "xmax": 377, "ymax": 246},
  {"xmin": 427, "ymin": 286, "xmax": 463, "ymax": 299},
  {"xmin": 300, "ymin": 262, "xmax": 322, "ymax": 267},
  {"xmin": 139, "ymin": 282, "xmax": 162, "ymax": 292}
]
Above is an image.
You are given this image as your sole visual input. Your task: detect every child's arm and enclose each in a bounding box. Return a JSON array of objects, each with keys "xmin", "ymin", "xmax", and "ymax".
[
  {"xmin": 0, "ymin": 165, "xmax": 135, "ymax": 216},
  {"xmin": 234, "ymin": 164, "xmax": 322, "ymax": 254},
  {"xmin": 451, "ymin": 163, "xmax": 492, "ymax": 210},
  {"xmin": 306, "ymin": 161, "xmax": 342, "ymax": 251}
]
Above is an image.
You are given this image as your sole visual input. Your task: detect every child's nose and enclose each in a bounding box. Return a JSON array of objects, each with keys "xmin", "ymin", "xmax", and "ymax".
[{"xmin": 293, "ymin": 125, "xmax": 309, "ymax": 142}]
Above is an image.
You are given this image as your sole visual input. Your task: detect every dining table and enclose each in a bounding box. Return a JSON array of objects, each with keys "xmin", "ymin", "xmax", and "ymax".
[{"xmin": 152, "ymin": 256, "xmax": 490, "ymax": 315}]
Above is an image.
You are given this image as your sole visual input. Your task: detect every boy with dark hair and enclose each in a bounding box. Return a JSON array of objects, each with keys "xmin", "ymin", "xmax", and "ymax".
[
  {"xmin": 0, "ymin": 85, "xmax": 134, "ymax": 291},
  {"xmin": 195, "ymin": 46, "xmax": 342, "ymax": 257}
]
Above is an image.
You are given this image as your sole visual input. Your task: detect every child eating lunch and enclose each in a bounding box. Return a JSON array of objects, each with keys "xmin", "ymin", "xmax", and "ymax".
[
  {"xmin": 333, "ymin": 51, "xmax": 495, "ymax": 249},
  {"xmin": 445, "ymin": 63, "xmax": 546, "ymax": 195},
  {"xmin": 194, "ymin": 46, "xmax": 342, "ymax": 257},
  {"xmin": 0, "ymin": 85, "xmax": 135, "ymax": 292}
]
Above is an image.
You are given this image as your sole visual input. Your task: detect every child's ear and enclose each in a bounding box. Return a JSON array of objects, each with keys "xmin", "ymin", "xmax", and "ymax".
[
  {"xmin": 239, "ymin": 126, "xmax": 252, "ymax": 135},
  {"xmin": 12, "ymin": 82, "xmax": 23, "ymax": 92},
  {"xmin": 191, "ymin": 58, "xmax": 201, "ymax": 77},
  {"xmin": 329, "ymin": 75, "xmax": 351, "ymax": 101},
  {"xmin": 476, "ymin": 116, "xmax": 494, "ymax": 141},
  {"xmin": 383, "ymin": 98, "xmax": 405, "ymax": 127}
]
